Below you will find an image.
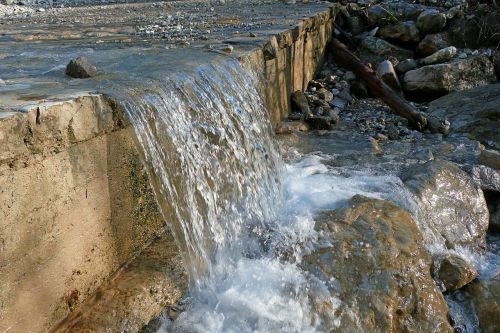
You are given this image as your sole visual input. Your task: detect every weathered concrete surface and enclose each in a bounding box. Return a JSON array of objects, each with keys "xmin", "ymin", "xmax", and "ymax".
[
  {"xmin": 0, "ymin": 96, "xmax": 173, "ymax": 333},
  {"xmin": 51, "ymin": 233, "xmax": 186, "ymax": 333},
  {"xmin": 0, "ymin": 1, "xmax": 337, "ymax": 332}
]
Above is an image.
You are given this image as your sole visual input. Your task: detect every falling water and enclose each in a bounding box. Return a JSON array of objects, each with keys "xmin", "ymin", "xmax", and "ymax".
[{"xmin": 120, "ymin": 60, "xmax": 282, "ymax": 286}]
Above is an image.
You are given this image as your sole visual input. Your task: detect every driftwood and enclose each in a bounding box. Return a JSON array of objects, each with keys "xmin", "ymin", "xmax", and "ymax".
[{"xmin": 329, "ymin": 38, "xmax": 428, "ymax": 131}]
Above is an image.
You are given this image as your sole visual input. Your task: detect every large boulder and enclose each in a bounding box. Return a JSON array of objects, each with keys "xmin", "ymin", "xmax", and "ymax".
[
  {"xmin": 466, "ymin": 274, "xmax": 500, "ymax": 333},
  {"xmin": 401, "ymin": 160, "xmax": 489, "ymax": 251},
  {"xmin": 302, "ymin": 195, "xmax": 452, "ymax": 333},
  {"xmin": 358, "ymin": 36, "xmax": 414, "ymax": 65},
  {"xmin": 427, "ymin": 84, "xmax": 500, "ymax": 150},
  {"xmin": 403, "ymin": 55, "xmax": 496, "ymax": 95}
]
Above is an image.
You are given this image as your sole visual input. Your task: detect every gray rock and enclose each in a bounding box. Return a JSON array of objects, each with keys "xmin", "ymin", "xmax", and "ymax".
[
  {"xmin": 329, "ymin": 97, "xmax": 346, "ymax": 110},
  {"xmin": 396, "ymin": 58, "xmax": 419, "ymax": 73},
  {"xmin": 466, "ymin": 273, "xmax": 500, "ymax": 333},
  {"xmin": 343, "ymin": 71, "xmax": 356, "ymax": 81},
  {"xmin": 366, "ymin": 5, "xmax": 399, "ymax": 26},
  {"xmin": 377, "ymin": 60, "xmax": 402, "ymax": 92},
  {"xmin": 65, "ymin": 57, "xmax": 98, "ymax": 79},
  {"xmin": 433, "ymin": 254, "xmax": 477, "ymax": 292},
  {"xmin": 378, "ymin": 20, "xmax": 420, "ymax": 44},
  {"xmin": 291, "ymin": 91, "xmax": 312, "ymax": 118},
  {"xmin": 416, "ymin": 9, "xmax": 447, "ymax": 34},
  {"xmin": 471, "ymin": 165, "xmax": 500, "ymax": 193},
  {"xmin": 302, "ymin": 196, "xmax": 453, "ymax": 333},
  {"xmin": 402, "ymin": 160, "xmax": 489, "ymax": 251},
  {"xmin": 358, "ymin": 36, "xmax": 414, "ymax": 65},
  {"xmin": 347, "ymin": 15, "xmax": 366, "ymax": 35},
  {"xmin": 422, "ymin": 46, "xmax": 457, "ymax": 65},
  {"xmin": 306, "ymin": 115, "xmax": 334, "ymax": 130},
  {"xmin": 403, "ymin": 55, "xmax": 496, "ymax": 95},
  {"xmin": 427, "ymin": 84, "xmax": 500, "ymax": 149},
  {"xmin": 337, "ymin": 88, "xmax": 353, "ymax": 102},
  {"xmin": 417, "ymin": 32, "xmax": 451, "ymax": 56},
  {"xmin": 387, "ymin": 125, "xmax": 400, "ymax": 140}
]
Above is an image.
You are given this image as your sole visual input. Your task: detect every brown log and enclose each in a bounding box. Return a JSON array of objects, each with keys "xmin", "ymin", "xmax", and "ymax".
[{"xmin": 329, "ymin": 38, "xmax": 428, "ymax": 131}]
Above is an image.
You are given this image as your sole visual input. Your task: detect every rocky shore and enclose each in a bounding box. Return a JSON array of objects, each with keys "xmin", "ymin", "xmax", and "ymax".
[{"xmin": 278, "ymin": 0, "xmax": 499, "ymax": 332}]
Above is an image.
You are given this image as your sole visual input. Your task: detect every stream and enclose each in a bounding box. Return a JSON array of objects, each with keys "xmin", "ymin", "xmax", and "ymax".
[{"xmin": 121, "ymin": 60, "xmax": 499, "ymax": 333}]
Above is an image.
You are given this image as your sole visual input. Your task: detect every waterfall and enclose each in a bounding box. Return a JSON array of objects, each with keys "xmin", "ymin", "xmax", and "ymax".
[{"xmin": 120, "ymin": 60, "xmax": 282, "ymax": 287}]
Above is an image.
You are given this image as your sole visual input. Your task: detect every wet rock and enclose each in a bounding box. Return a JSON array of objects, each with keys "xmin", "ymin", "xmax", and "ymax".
[
  {"xmin": 387, "ymin": 125, "xmax": 400, "ymax": 140},
  {"xmin": 434, "ymin": 254, "xmax": 477, "ymax": 292},
  {"xmin": 470, "ymin": 165, "xmax": 500, "ymax": 193},
  {"xmin": 288, "ymin": 112, "xmax": 303, "ymax": 121},
  {"xmin": 422, "ymin": 46, "xmax": 457, "ymax": 65},
  {"xmin": 276, "ymin": 121, "xmax": 309, "ymax": 134},
  {"xmin": 416, "ymin": 9, "xmax": 447, "ymax": 35},
  {"xmin": 395, "ymin": 58, "xmax": 418, "ymax": 73},
  {"xmin": 417, "ymin": 32, "xmax": 451, "ymax": 56},
  {"xmin": 306, "ymin": 115, "xmax": 334, "ymax": 130},
  {"xmin": 403, "ymin": 55, "xmax": 496, "ymax": 95},
  {"xmin": 378, "ymin": 21, "xmax": 420, "ymax": 45},
  {"xmin": 427, "ymin": 84, "xmax": 500, "ymax": 149},
  {"xmin": 358, "ymin": 36, "xmax": 414, "ymax": 65},
  {"xmin": 401, "ymin": 160, "xmax": 489, "ymax": 251},
  {"xmin": 377, "ymin": 60, "xmax": 402, "ymax": 92},
  {"xmin": 479, "ymin": 149, "xmax": 500, "ymax": 171},
  {"xmin": 302, "ymin": 196, "xmax": 452, "ymax": 333},
  {"xmin": 291, "ymin": 91, "xmax": 312, "ymax": 118},
  {"xmin": 466, "ymin": 273, "xmax": 500, "ymax": 333},
  {"xmin": 65, "ymin": 57, "xmax": 99, "ymax": 79},
  {"xmin": 369, "ymin": 137, "xmax": 384, "ymax": 155}
]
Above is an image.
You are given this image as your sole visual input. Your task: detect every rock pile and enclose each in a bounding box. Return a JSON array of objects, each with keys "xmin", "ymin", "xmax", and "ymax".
[{"xmin": 281, "ymin": 1, "xmax": 500, "ymax": 331}]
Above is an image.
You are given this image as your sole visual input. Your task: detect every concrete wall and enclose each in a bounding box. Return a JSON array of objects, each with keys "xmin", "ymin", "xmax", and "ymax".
[
  {"xmin": 242, "ymin": 7, "xmax": 336, "ymax": 126},
  {"xmin": 0, "ymin": 5, "xmax": 336, "ymax": 333},
  {"xmin": 0, "ymin": 96, "xmax": 166, "ymax": 333}
]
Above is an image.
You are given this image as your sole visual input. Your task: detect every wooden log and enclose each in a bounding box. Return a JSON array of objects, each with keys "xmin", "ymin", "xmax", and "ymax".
[{"xmin": 329, "ymin": 38, "xmax": 428, "ymax": 131}]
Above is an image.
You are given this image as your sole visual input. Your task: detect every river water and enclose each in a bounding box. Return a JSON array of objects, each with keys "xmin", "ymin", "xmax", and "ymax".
[{"xmin": 121, "ymin": 60, "xmax": 499, "ymax": 333}]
